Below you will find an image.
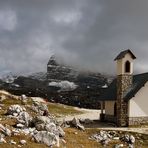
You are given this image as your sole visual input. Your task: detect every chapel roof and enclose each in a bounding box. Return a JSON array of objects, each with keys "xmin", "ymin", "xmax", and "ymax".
[
  {"xmin": 99, "ymin": 73, "xmax": 148, "ymax": 101},
  {"xmin": 114, "ymin": 49, "xmax": 136, "ymax": 61}
]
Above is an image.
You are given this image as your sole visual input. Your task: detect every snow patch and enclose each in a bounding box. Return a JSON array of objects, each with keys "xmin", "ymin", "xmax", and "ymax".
[
  {"xmin": 102, "ymin": 84, "xmax": 108, "ymax": 88},
  {"xmin": 49, "ymin": 81, "xmax": 77, "ymax": 92}
]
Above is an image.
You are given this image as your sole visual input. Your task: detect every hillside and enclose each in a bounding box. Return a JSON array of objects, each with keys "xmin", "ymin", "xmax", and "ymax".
[{"xmin": 0, "ymin": 91, "xmax": 147, "ymax": 147}]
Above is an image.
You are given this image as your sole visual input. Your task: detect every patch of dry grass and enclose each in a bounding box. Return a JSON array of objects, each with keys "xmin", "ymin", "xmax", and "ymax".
[
  {"xmin": 0, "ymin": 134, "xmax": 49, "ymax": 148},
  {"xmin": 56, "ymin": 128, "xmax": 101, "ymax": 148},
  {"xmin": 55, "ymin": 128, "xmax": 148, "ymax": 148}
]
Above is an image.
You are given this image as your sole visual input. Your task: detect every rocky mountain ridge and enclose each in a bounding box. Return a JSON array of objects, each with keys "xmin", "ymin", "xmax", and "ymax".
[{"xmin": 0, "ymin": 56, "xmax": 112, "ymax": 109}]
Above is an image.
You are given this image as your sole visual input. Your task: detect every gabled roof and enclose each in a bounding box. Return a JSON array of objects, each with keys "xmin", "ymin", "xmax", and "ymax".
[
  {"xmin": 99, "ymin": 73, "xmax": 148, "ymax": 101},
  {"xmin": 114, "ymin": 49, "xmax": 136, "ymax": 61}
]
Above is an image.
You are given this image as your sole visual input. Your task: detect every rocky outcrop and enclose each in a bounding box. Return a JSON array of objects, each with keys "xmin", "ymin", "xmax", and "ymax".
[
  {"xmin": 4, "ymin": 101, "xmax": 65, "ymax": 147},
  {"xmin": 7, "ymin": 105, "xmax": 26, "ymax": 117},
  {"xmin": 90, "ymin": 130, "xmax": 136, "ymax": 147}
]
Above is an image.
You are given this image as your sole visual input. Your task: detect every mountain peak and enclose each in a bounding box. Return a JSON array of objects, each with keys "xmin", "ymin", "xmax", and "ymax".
[{"xmin": 47, "ymin": 55, "xmax": 58, "ymax": 66}]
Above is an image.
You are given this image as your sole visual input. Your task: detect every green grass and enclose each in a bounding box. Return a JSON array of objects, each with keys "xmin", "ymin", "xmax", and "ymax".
[
  {"xmin": 47, "ymin": 103, "xmax": 83, "ymax": 117},
  {"xmin": 0, "ymin": 95, "xmax": 83, "ymax": 118}
]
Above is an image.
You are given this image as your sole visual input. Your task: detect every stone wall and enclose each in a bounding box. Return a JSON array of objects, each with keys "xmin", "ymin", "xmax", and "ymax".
[
  {"xmin": 117, "ymin": 74, "xmax": 133, "ymax": 98},
  {"xmin": 116, "ymin": 74, "xmax": 132, "ymax": 127},
  {"xmin": 128, "ymin": 117, "xmax": 148, "ymax": 126}
]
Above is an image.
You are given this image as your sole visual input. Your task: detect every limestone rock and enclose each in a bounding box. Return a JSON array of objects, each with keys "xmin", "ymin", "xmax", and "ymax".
[
  {"xmin": 7, "ymin": 105, "xmax": 26, "ymax": 116},
  {"xmin": 128, "ymin": 144, "xmax": 134, "ymax": 148},
  {"xmin": 0, "ymin": 137, "xmax": 6, "ymax": 143},
  {"xmin": 129, "ymin": 135, "xmax": 135, "ymax": 144},
  {"xmin": 10, "ymin": 140, "xmax": 16, "ymax": 144},
  {"xmin": 0, "ymin": 124, "xmax": 11, "ymax": 136},
  {"xmin": 0, "ymin": 95, "xmax": 6, "ymax": 102},
  {"xmin": 71, "ymin": 117, "xmax": 85, "ymax": 130},
  {"xmin": 20, "ymin": 140, "xmax": 26, "ymax": 145},
  {"xmin": 21, "ymin": 94, "xmax": 27, "ymax": 100},
  {"xmin": 114, "ymin": 144, "xmax": 124, "ymax": 148},
  {"xmin": 33, "ymin": 131, "xmax": 59, "ymax": 147},
  {"xmin": 57, "ymin": 126, "xmax": 65, "ymax": 137},
  {"xmin": 16, "ymin": 123, "xmax": 25, "ymax": 128},
  {"xmin": 32, "ymin": 102, "xmax": 49, "ymax": 115},
  {"xmin": 34, "ymin": 116, "xmax": 51, "ymax": 126},
  {"xmin": 17, "ymin": 111, "xmax": 32, "ymax": 127},
  {"xmin": 44, "ymin": 123, "xmax": 57, "ymax": 133}
]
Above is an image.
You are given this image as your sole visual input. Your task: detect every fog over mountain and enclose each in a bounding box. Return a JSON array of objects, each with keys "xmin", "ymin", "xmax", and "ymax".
[{"xmin": 0, "ymin": 0, "xmax": 148, "ymax": 75}]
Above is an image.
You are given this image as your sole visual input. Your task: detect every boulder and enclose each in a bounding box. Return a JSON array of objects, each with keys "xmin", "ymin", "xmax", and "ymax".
[
  {"xmin": 129, "ymin": 135, "xmax": 135, "ymax": 144},
  {"xmin": 20, "ymin": 94, "xmax": 28, "ymax": 104},
  {"xmin": 0, "ymin": 124, "xmax": 11, "ymax": 136},
  {"xmin": 0, "ymin": 95, "xmax": 6, "ymax": 102},
  {"xmin": 10, "ymin": 140, "xmax": 16, "ymax": 144},
  {"xmin": 128, "ymin": 144, "xmax": 134, "ymax": 148},
  {"xmin": 0, "ymin": 137, "xmax": 6, "ymax": 143},
  {"xmin": 17, "ymin": 111, "xmax": 32, "ymax": 127},
  {"xmin": 32, "ymin": 102, "xmax": 49, "ymax": 115},
  {"xmin": 33, "ymin": 116, "xmax": 51, "ymax": 126},
  {"xmin": 20, "ymin": 139, "xmax": 27, "ymax": 145},
  {"xmin": 101, "ymin": 138, "xmax": 110, "ymax": 146},
  {"xmin": 33, "ymin": 116, "xmax": 65, "ymax": 137},
  {"xmin": 57, "ymin": 126, "xmax": 65, "ymax": 137},
  {"xmin": 71, "ymin": 117, "xmax": 85, "ymax": 130},
  {"xmin": 121, "ymin": 134, "xmax": 135, "ymax": 144},
  {"xmin": 21, "ymin": 94, "xmax": 27, "ymax": 100},
  {"xmin": 33, "ymin": 131, "xmax": 59, "ymax": 147},
  {"xmin": 16, "ymin": 123, "xmax": 25, "ymax": 128},
  {"xmin": 7, "ymin": 105, "xmax": 26, "ymax": 116},
  {"xmin": 44, "ymin": 123, "xmax": 57, "ymax": 133}
]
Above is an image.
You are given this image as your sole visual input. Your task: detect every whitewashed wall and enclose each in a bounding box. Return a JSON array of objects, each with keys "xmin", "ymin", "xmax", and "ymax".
[
  {"xmin": 105, "ymin": 101, "xmax": 115, "ymax": 115},
  {"xmin": 129, "ymin": 82, "xmax": 148, "ymax": 117},
  {"xmin": 116, "ymin": 53, "xmax": 134, "ymax": 75}
]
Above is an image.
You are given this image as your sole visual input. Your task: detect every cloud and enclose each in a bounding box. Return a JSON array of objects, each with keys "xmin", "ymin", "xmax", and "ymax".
[
  {"xmin": 0, "ymin": 9, "xmax": 17, "ymax": 31},
  {"xmin": 51, "ymin": 10, "xmax": 82, "ymax": 25},
  {"xmin": 0, "ymin": 0, "xmax": 148, "ymax": 75}
]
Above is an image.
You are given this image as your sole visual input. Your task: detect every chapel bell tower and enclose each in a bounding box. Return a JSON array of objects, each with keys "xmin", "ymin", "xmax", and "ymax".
[{"xmin": 114, "ymin": 49, "xmax": 136, "ymax": 126}]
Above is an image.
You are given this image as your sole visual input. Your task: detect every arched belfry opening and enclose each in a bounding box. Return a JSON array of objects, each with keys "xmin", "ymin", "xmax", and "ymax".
[{"xmin": 125, "ymin": 60, "xmax": 130, "ymax": 73}]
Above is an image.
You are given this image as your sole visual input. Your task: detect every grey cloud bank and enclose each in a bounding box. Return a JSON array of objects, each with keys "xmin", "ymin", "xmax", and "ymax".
[{"xmin": 0, "ymin": 0, "xmax": 148, "ymax": 75}]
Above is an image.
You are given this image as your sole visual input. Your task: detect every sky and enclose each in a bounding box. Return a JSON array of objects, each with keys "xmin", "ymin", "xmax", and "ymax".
[{"xmin": 0, "ymin": 0, "xmax": 148, "ymax": 76}]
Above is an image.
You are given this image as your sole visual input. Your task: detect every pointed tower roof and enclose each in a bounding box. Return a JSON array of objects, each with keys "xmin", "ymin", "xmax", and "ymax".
[{"xmin": 114, "ymin": 49, "xmax": 136, "ymax": 61}]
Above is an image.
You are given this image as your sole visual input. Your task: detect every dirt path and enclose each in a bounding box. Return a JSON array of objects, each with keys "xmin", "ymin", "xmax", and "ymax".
[{"xmin": 57, "ymin": 108, "xmax": 101, "ymax": 122}]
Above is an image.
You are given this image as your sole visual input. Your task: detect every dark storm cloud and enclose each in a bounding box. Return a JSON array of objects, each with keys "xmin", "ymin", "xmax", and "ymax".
[{"xmin": 0, "ymin": 0, "xmax": 148, "ymax": 75}]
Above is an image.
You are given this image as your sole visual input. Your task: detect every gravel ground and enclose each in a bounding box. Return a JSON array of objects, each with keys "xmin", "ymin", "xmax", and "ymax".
[{"xmin": 57, "ymin": 107, "xmax": 148, "ymax": 135}]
